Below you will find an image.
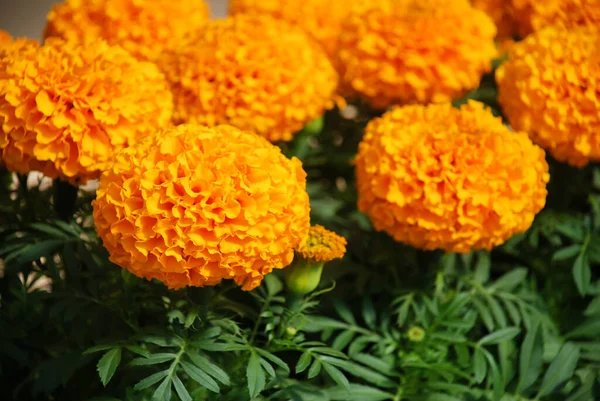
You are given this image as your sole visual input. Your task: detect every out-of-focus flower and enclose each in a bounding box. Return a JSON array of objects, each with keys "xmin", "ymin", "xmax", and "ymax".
[
  {"xmin": 0, "ymin": 38, "xmax": 173, "ymax": 184},
  {"xmin": 497, "ymin": 27, "xmax": 600, "ymax": 167},
  {"xmin": 354, "ymin": 101, "xmax": 549, "ymax": 253},
  {"xmin": 472, "ymin": 0, "xmax": 517, "ymax": 39},
  {"xmin": 159, "ymin": 14, "xmax": 338, "ymax": 143},
  {"xmin": 0, "ymin": 30, "xmax": 12, "ymax": 45},
  {"xmin": 337, "ymin": 0, "xmax": 497, "ymax": 108},
  {"xmin": 93, "ymin": 124, "xmax": 311, "ymax": 291},
  {"xmin": 228, "ymin": 0, "xmax": 370, "ymax": 61},
  {"xmin": 511, "ymin": 0, "xmax": 600, "ymax": 38},
  {"xmin": 296, "ymin": 225, "xmax": 346, "ymax": 263},
  {"xmin": 44, "ymin": 0, "xmax": 210, "ymax": 62},
  {"xmin": 408, "ymin": 327, "xmax": 426, "ymax": 342}
]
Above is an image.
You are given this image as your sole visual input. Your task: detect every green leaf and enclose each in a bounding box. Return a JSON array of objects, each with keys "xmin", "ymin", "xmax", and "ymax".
[
  {"xmin": 536, "ymin": 343, "xmax": 580, "ymax": 398},
  {"xmin": 12, "ymin": 240, "xmax": 64, "ymax": 265},
  {"xmin": 584, "ymin": 297, "xmax": 600, "ymax": 316},
  {"xmin": 486, "ymin": 296, "xmax": 508, "ymax": 328},
  {"xmin": 474, "ymin": 252, "xmax": 491, "ymax": 284},
  {"xmin": 441, "ymin": 293, "xmax": 471, "ymax": 318},
  {"xmin": 172, "ymin": 374, "xmax": 192, "ymax": 401},
  {"xmin": 246, "ymin": 352, "xmax": 265, "ymax": 398},
  {"xmin": 502, "ymin": 298, "xmax": 521, "ymax": 327},
  {"xmin": 30, "ymin": 223, "xmax": 71, "ymax": 239},
  {"xmin": 308, "ymin": 359, "xmax": 322, "ymax": 379},
  {"xmin": 134, "ymin": 370, "xmax": 169, "ymax": 391},
  {"xmin": 566, "ymin": 317, "xmax": 600, "ymax": 339},
  {"xmin": 473, "ymin": 348, "xmax": 487, "ymax": 383},
  {"xmin": 296, "ymin": 353, "xmax": 312, "ymax": 374},
  {"xmin": 181, "ymin": 361, "xmax": 220, "ymax": 393},
  {"xmin": 516, "ymin": 319, "xmax": 543, "ymax": 394},
  {"xmin": 334, "ymin": 301, "xmax": 356, "ymax": 325},
  {"xmin": 396, "ymin": 299, "xmax": 411, "ymax": 327},
  {"xmin": 552, "ymin": 245, "xmax": 582, "ymax": 262},
  {"xmin": 130, "ymin": 353, "xmax": 177, "ymax": 366},
  {"xmin": 322, "ymin": 362, "xmax": 350, "ymax": 388},
  {"xmin": 573, "ymin": 252, "xmax": 591, "ymax": 296},
  {"xmin": 124, "ymin": 345, "xmax": 150, "ymax": 358},
  {"xmin": 352, "ymin": 353, "xmax": 394, "ymax": 376},
  {"xmin": 325, "ymin": 384, "xmax": 394, "ymax": 401},
  {"xmin": 424, "ymin": 394, "xmax": 463, "ymax": 401},
  {"xmin": 362, "ymin": 298, "xmax": 377, "ymax": 330},
  {"xmin": 333, "ymin": 331, "xmax": 355, "ymax": 350},
  {"xmin": 152, "ymin": 377, "xmax": 172, "ymax": 401},
  {"xmin": 482, "ymin": 349, "xmax": 504, "ymax": 401},
  {"xmin": 473, "ymin": 297, "xmax": 495, "ymax": 332},
  {"xmin": 488, "ymin": 268, "xmax": 528, "ymax": 292},
  {"xmin": 322, "ymin": 356, "xmax": 394, "ymax": 388},
  {"xmin": 83, "ymin": 345, "xmax": 116, "ymax": 355},
  {"xmin": 255, "ymin": 348, "xmax": 289, "ymax": 373},
  {"xmin": 432, "ymin": 332, "xmax": 467, "ymax": 343},
  {"xmin": 479, "ymin": 327, "xmax": 520, "ymax": 346},
  {"xmin": 264, "ymin": 274, "xmax": 283, "ymax": 296},
  {"xmin": 97, "ymin": 348, "xmax": 121, "ymax": 387},
  {"xmin": 188, "ymin": 353, "xmax": 230, "ymax": 385},
  {"xmin": 259, "ymin": 358, "xmax": 275, "ymax": 377},
  {"xmin": 454, "ymin": 344, "xmax": 470, "ymax": 367}
]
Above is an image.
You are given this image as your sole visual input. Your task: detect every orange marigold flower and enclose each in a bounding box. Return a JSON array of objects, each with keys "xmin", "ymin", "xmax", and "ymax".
[
  {"xmin": 472, "ymin": 0, "xmax": 517, "ymax": 39},
  {"xmin": 44, "ymin": 0, "xmax": 210, "ymax": 62},
  {"xmin": 92, "ymin": 124, "xmax": 311, "ymax": 291},
  {"xmin": 229, "ymin": 0, "xmax": 370, "ymax": 61},
  {"xmin": 497, "ymin": 27, "xmax": 600, "ymax": 167},
  {"xmin": 0, "ymin": 38, "xmax": 173, "ymax": 184},
  {"xmin": 337, "ymin": 0, "xmax": 497, "ymax": 108},
  {"xmin": 297, "ymin": 225, "xmax": 347, "ymax": 263},
  {"xmin": 0, "ymin": 30, "xmax": 12, "ymax": 45},
  {"xmin": 511, "ymin": 0, "xmax": 600, "ymax": 38},
  {"xmin": 159, "ymin": 14, "xmax": 338, "ymax": 142},
  {"xmin": 354, "ymin": 101, "xmax": 549, "ymax": 253}
]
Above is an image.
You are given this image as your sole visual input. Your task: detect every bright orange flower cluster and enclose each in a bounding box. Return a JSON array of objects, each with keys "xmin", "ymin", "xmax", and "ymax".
[
  {"xmin": 511, "ymin": 0, "xmax": 600, "ymax": 37},
  {"xmin": 0, "ymin": 38, "xmax": 173, "ymax": 184},
  {"xmin": 296, "ymin": 225, "xmax": 347, "ymax": 263},
  {"xmin": 228, "ymin": 0, "xmax": 370, "ymax": 61},
  {"xmin": 354, "ymin": 101, "xmax": 549, "ymax": 253},
  {"xmin": 44, "ymin": 0, "xmax": 210, "ymax": 62},
  {"xmin": 337, "ymin": 0, "xmax": 497, "ymax": 108},
  {"xmin": 93, "ymin": 124, "xmax": 311, "ymax": 291},
  {"xmin": 0, "ymin": 30, "xmax": 11, "ymax": 45},
  {"xmin": 160, "ymin": 14, "xmax": 338, "ymax": 143},
  {"xmin": 472, "ymin": 0, "xmax": 517, "ymax": 39},
  {"xmin": 497, "ymin": 27, "xmax": 600, "ymax": 167}
]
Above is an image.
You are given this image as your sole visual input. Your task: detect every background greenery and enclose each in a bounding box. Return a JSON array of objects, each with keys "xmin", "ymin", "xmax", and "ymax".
[{"xmin": 1, "ymin": 68, "xmax": 599, "ymax": 401}]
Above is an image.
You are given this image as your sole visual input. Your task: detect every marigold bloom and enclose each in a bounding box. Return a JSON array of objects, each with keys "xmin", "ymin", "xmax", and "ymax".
[
  {"xmin": 297, "ymin": 225, "xmax": 346, "ymax": 263},
  {"xmin": 0, "ymin": 38, "xmax": 173, "ymax": 184},
  {"xmin": 511, "ymin": 0, "xmax": 600, "ymax": 37},
  {"xmin": 0, "ymin": 30, "xmax": 11, "ymax": 45},
  {"xmin": 354, "ymin": 101, "xmax": 549, "ymax": 253},
  {"xmin": 337, "ymin": 0, "xmax": 497, "ymax": 108},
  {"xmin": 44, "ymin": 0, "xmax": 210, "ymax": 62},
  {"xmin": 497, "ymin": 27, "xmax": 600, "ymax": 167},
  {"xmin": 229, "ymin": 0, "xmax": 370, "ymax": 61},
  {"xmin": 93, "ymin": 124, "xmax": 311, "ymax": 291},
  {"xmin": 159, "ymin": 14, "xmax": 338, "ymax": 142},
  {"xmin": 472, "ymin": 0, "xmax": 517, "ymax": 39}
]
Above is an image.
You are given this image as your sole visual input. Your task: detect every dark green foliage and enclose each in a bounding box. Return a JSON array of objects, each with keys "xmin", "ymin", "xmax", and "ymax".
[{"xmin": 2, "ymin": 70, "xmax": 600, "ymax": 400}]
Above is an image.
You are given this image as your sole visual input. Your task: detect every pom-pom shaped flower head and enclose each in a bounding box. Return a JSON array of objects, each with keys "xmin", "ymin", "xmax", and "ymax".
[
  {"xmin": 337, "ymin": 0, "xmax": 497, "ymax": 108},
  {"xmin": 44, "ymin": 0, "xmax": 210, "ymax": 62},
  {"xmin": 497, "ymin": 27, "xmax": 600, "ymax": 167},
  {"xmin": 93, "ymin": 124, "xmax": 311, "ymax": 291},
  {"xmin": 511, "ymin": 0, "xmax": 600, "ymax": 38},
  {"xmin": 472, "ymin": 0, "xmax": 517, "ymax": 40},
  {"xmin": 0, "ymin": 30, "xmax": 12, "ymax": 45},
  {"xmin": 354, "ymin": 101, "xmax": 549, "ymax": 253},
  {"xmin": 229, "ymin": 0, "xmax": 370, "ymax": 62},
  {"xmin": 160, "ymin": 14, "xmax": 338, "ymax": 143},
  {"xmin": 0, "ymin": 38, "xmax": 173, "ymax": 184},
  {"xmin": 285, "ymin": 225, "xmax": 346, "ymax": 295}
]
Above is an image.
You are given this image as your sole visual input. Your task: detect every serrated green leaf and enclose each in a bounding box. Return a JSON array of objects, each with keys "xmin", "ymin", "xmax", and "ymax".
[
  {"xmin": 517, "ymin": 319, "xmax": 543, "ymax": 394},
  {"xmin": 487, "ymin": 296, "xmax": 508, "ymax": 328},
  {"xmin": 321, "ymin": 356, "xmax": 394, "ymax": 388},
  {"xmin": 124, "ymin": 345, "xmax": 150, "ymax": 358},
  {"xmin": 334, "ymin": 301, "xmax": 356, "ymax": 325},
  {"xmin": 473, "ymin": 297, "xmax": 495, "ymax": 332},
  {"xmin": 323, "ymin": 362, "xmax": 349, "ymax": 388},
  {"xmin": 172, "ymin": 374, "xmax": 192, "ymax": 401},
  {"xmin": 553, "ymin": 245, "xmax": 582, "ymax": 262},
  {"xmin": 352, "ymin": 353, "xmax": 394, "ymax": 375},
  {"xmin": 479, "ymin": 327, "xmax": 520, "ymax": 346},
  {"xmin": 296, "ymin": 353, "xmax": 312, "ymax": 374},
  {"xmin": 432, "ymin": 332, "xmax": 467, "ymax": 343},
  {"xmin": 130, "ymin": 353, "xmax": 177, "ymax": 366},
  {"xmin": 362, "ymin": 298, "xmax": 377, "ymax": 330},
  {"xmin": 333, "ymin": 331, "xmax": 355, "ymax": 350},
  {"xmin": 488, "ymin": 268, "xmax": 528, "ymax": 292},
  {"xmin": 454, "ymin": 344, "xmax": 470, "ymax": 367},
  {"xmin": 308, "ymin": 359, "xmax": 322, "ymax": 379},
  {"xmin": 181, "ymin": 361, "xmax": 219, "ymax": 393},
  {"xmin": 573, "ymin": 253, "xmax": 591, "ymax": 296},
  {"xmin": 482, "ymin": 349, "xmax": 504, "ymax": 401},
  {"xmin": 134, "ymin": 370, "xmax": 169, "ymax": 391},
  {"xmin": 396, "ymin": 299, "xmax": 411, "ymax": 327},
  {"xmin": 247, "ymin": 352, "xmax": 265, "ymax": 398},
  {"xmin": 502, "ymin": 298, "xmax": 521, "ymax": 327},
  {"xmin": 97, "ymin": 348, "xmax": 121, "ymax": 387},
  {"xmin": 325, "ymin": 384, "xmax": 394, "ymax": 401},
  {"xmin": 424, "ymin": 394, "xmax": 463, "ymax": 401},
  {"xmin": 187, "ymin": 353, "xmax": 229, "ymax": 385},
  {"xmin": 30, "ymin": 223, "xmax": 71, "ymax": 239},
  {"xmin": 473, "ymin": 348, "xmax": 487, "ymax": 384},
  {"xmin": 255, "ymin": 348, "xmax": 289, "ymax": 373},
  {"xmin": 12, "ymin": 240, "xmax": 64, "ymax": 265},
  {"xmin": 259, "ymin": 358, "xmax": 275, "ymax": 377},
  {"xmin": 584, "ymin": 297, "xmax": 600, "ymax": 316},
  {"xmin": 152, "ymin": 377, "xmax": 172, "ymax": 401},
  {"xmin": 84, "ymin": 345, "xmax": 116, "ymax": 355},
  {"xmin": 441, "ymin": 293, "xmax": 471, "ymax": 318},
  {"xmin": 536, "ymin": 343, "xmax": 580, "ymax": 398}
]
